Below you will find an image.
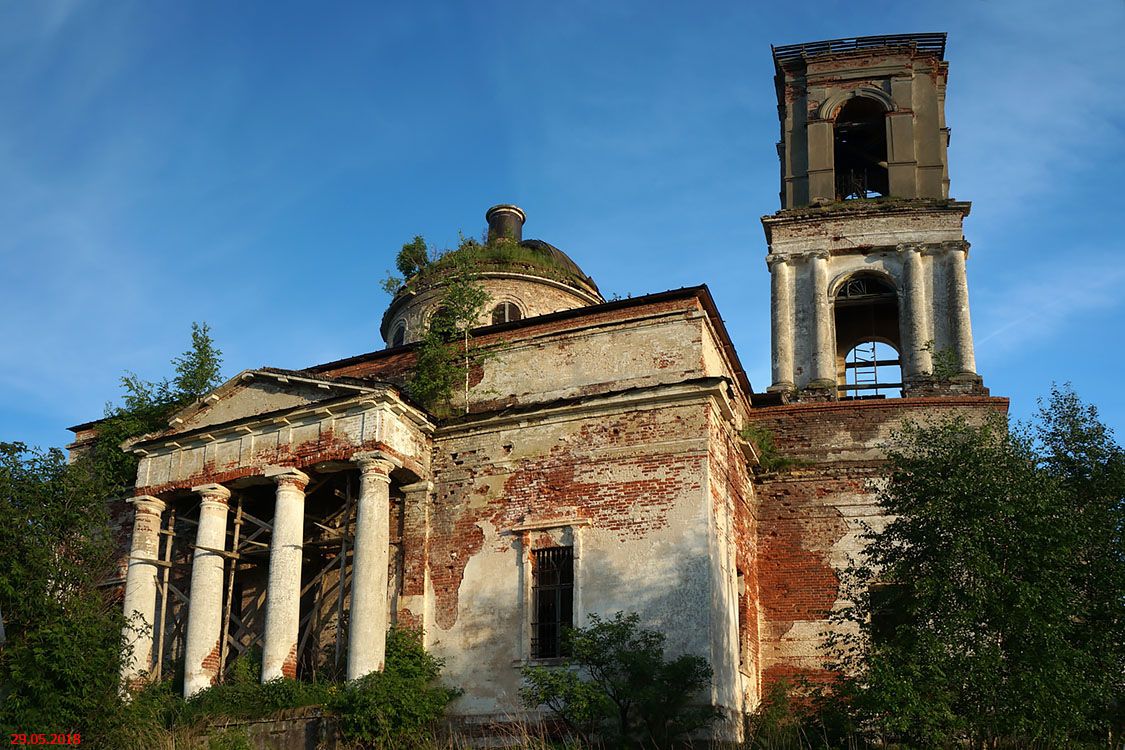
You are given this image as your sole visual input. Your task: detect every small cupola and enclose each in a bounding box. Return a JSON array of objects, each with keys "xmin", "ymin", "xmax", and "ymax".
[{"xmin": 380, "ymin": 205, "xmax": 603, "ymax": 348}]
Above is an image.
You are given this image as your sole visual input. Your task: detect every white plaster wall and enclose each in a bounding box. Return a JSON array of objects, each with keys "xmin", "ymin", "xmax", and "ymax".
[
  {"xmin": 468, "ymin": 310, "xmax": 707, "ymax": 409},
  {"xmin": 425, "ymin": 398, "xmax": 718, "ymax": 720}
]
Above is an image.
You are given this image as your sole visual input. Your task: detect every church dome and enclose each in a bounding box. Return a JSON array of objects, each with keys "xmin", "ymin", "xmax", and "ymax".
[{"xmin": 380, "ymin": 205, "xmax": 603, "ymax": 348}]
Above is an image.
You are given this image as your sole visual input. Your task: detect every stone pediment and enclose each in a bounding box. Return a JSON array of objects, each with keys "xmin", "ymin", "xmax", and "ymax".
[
  {"xmin": 129, "ymin": 370, "xmax": 434, "ymax": 493},
  {"xmin": 160, "ymin": 369, "xmax": 379, "ymax": 437}
]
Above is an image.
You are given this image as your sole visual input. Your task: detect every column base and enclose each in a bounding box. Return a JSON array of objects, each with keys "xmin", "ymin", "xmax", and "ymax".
[
  {"xmin": 794, "ymin": 379, "xmax": 838, "ymax": 403},
  {"xmin": 902, "ymin": 373, "xmax": 988, "ymax": 398}
]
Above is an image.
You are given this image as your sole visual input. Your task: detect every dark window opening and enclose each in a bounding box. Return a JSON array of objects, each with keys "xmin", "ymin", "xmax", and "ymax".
[
  {"xmin": 491, "ymin": 301, "xmax": 523, "ymax": 325},
  {"xmin": 870, "ymin": 583, "xmax": 911, "ymax": 645},
  {"xmin": 736, "ymin": 569, "xmax": 746, "ymax": 667},
  {"xmin": 834, "ymin": 275, "xmax": 902, "ymax": 398},
  {"xmin": 834, "ymin": 97, "xmax": 889, "ymax": 200},
  {"xmin": 391, "ymin": 326, "xmax": 406, "ymax": 348},
  {"xmin": 531, "ymin": 547, "xmax": 573, "ymax": 659}
]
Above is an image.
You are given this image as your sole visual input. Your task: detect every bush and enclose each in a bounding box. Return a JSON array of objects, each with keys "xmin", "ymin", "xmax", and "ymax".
[
  {"xmin": 521, "ymin": 612, "xmax": 717, "ymax": 748},
  {"xmin": 329, "ymin": 628, "xmax": 461, "ymax": 747},
  {"xmin": 134, "ymin": 627, "xmax": 460, "ymax": 748}
]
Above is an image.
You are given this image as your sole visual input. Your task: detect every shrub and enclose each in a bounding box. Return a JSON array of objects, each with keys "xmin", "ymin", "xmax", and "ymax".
[{"xmin": 521, "ymin": 612, "xmax": 717, "ymax": 748}]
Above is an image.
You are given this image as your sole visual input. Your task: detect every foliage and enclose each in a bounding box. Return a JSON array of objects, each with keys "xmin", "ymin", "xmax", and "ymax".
[
  {"xmin": 384, "ymin": 231, "xmax": 587, "ymax": 295},
  {"xmin": 521, "ymin": 611, "xmax": 717, "ymax": 748},
  {"xmin": 89, "ymin": 322, "xmax": 224, "ymax": 491},
  {"xmin": 0, "ymin": 443, "xmax": 124, "ymax": 741},
  {"xmin": 0, "ymin": 325, "xmax": 222, "ymax": 748},
  {"xmin": 743, "ymin": 679, "xmax": 861, "ymax": 750},
  {"xmin": 403, "ymin": 239, "xmax": 492, "ymax": 414},
  {"xmin": 121, "ymin": 627, "xmax": 458, "ymax": 749},
  {"xmin": 206, "ymin": 728, "xmax": 252, "ymax": 750},
  {"xmin": 397, "ymin": 235, "xmax": 432, "ymax": 279},
  {"xmin": 329, "ymin": 628, "xmax": 462, "ymax": 747},
  {"xmin": 827, "ymin": 385, "xmax": 1125, "ymax": 748},
  {"xmin": 920, "ymin": 340, "xmax": 959, "ymax": 381},
  {"xmin": 742, "ymin": 423, "xmax": 797, "ymax": 473}
]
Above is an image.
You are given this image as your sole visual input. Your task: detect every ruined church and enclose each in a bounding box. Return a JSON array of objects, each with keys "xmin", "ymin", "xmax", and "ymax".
[{"xmin": 71, "ymin": 34, "xmax": 1008, "ymax": 738}]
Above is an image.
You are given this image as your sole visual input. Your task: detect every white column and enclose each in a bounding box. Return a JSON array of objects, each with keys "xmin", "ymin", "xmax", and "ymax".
[
  {"xmin": 768, "ymin": 255, "xmax": 795, "ymax": 391},
  {"xmin": 262, "ymin": 467, "xmax": 309, "ymax": 682},
  {"xmin": 900, "ymin": 243, "xmax": 932, "ymax": 378},
  {"xmin": 946, "ymin": 242, "xmax": 977, "ymax": 374},
  {"xmin": 121, "ymin": 495, "xmax": 166, "ymax": 686},
  {"xmin": 348, "ymin": 453, "xmax": 396, "ymax": 680},
  {"xmin": 810, "ymin": 250, "xmax": 836, "ymax": 385},
  {"xmin": 184, "ymin": 484, "xmax": 230, "ymax": 698}
]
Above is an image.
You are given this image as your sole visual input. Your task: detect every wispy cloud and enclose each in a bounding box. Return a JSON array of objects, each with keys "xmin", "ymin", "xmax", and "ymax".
[{"xmin": 975, "ymin": 252, "xmax": 1125, "ymax": 356}]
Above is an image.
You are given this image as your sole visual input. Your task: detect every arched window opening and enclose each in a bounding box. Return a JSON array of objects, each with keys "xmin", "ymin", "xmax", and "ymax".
[
  {"xmin": 391, "ymin": 325, "xmax": 406, "ymax": 348},
  {"xmin": 491, "ymin": 301, "xmax": 523, "ymax": 325},
  {"xmin": 834, "ymin": 97, "xmax": 889, "ymax": 200},
  {"xmin": 843, "ymin": 341, "xmax": 901, "ymax": 399},
  {"xmin": 834, "ymin": 275, "xmax": 902, "ymax": 399}
]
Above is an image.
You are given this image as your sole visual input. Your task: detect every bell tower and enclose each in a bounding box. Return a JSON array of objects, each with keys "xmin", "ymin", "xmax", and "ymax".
[{"xmin": 762, "ymin": 33, "xmax": 986, "ymax": 400}]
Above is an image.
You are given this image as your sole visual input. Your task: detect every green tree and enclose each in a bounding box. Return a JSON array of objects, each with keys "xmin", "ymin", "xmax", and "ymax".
[
  {"xmin": 90, "ymin": 322, "xmax": 223, "ymax": 490},
  {"xmin": 0, "ymin": 443, "xmax": 122, "ymax": 739},
  {"xmin": 829, "ymin": 386, "xmax": 1124, "ymax": 748},
  {"xmin": 521, "ymin": 611, "xmax": 718, "ymax": 748},
  {"xmin": 0, "ymin": 324, "xmax": 224, "ymax": 746}
]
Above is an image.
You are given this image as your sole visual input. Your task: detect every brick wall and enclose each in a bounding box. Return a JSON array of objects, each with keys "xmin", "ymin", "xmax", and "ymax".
[{"xmin": 747, "ymin": 396, "xmax": 1008, "ymax": 689}]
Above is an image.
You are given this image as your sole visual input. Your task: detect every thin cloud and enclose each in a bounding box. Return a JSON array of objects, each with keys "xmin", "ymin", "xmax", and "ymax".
[{"xmin": 975, "ymin": 253, "xmax": 1125, "ymax": 355}]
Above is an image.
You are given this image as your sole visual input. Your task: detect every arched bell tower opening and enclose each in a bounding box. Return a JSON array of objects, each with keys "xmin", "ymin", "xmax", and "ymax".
[
  {"xmin": 833, "ymin": 275, "xmax": 902, "ymax": 398},
  {"xmin": 763, "ymin": 34, "xmax": 987, "ymax": 402},
  {"xmin": 833, "ymin": 98, "xmax": 889, "ymax": 200}
]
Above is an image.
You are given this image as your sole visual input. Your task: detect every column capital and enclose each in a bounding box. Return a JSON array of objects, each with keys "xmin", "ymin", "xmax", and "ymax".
[
  {"xmin": 353, "ymin": 451, "xmax": 397, "ymax": 477},
  {"xmin": 896, "ymin": 242, "xmax": 925, "ymax": 256},
  {"xmin": 399, "ymin": 480, "xmax": 434, "ymax": 495},
  {"xmin": 765, "ymin": 253, "xmax": 792, "ymax": 270},
  {"xmin": 264, "ymin": 466, "xmax": 310, "ymax": 490},
  {"xmin": 191, "ymin": 483, "xmax": 230, "ymax": 505},
  {"xmin": 129, "ymin": 494, "xmax": 166, "ymax": 512},
  {"xmin": 940, "ymin": 240, "xmax": 969, "ymax": 257},
  {"xmin": 793, "ymin": 249, "xmax": 830, "ymax": 263}
]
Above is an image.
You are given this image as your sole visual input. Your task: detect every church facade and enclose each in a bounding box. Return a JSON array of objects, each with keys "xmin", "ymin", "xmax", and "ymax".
[{"xmin": 73, "ymin": 33, "xmax": 1008, "ymax": 739}]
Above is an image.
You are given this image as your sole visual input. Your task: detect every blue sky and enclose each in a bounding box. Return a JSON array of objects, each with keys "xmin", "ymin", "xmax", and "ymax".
[{"xmin": 2, "ymin": 0, "xmax": 1123, "ymax": 450}]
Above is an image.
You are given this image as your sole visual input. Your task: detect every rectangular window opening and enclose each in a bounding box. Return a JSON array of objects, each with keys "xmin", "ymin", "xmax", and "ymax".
[
  {"xmin": 736, "ymin": 569, "xmax": 746, "ymax": 667},
  {"xmin": 531, "ymin": 546, "xmax": 574, "ymax": 659}
]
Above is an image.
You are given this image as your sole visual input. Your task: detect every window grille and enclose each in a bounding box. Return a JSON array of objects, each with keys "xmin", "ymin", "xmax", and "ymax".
[{"xmin": 531, "ymin": 547, "xmax": 573, "ymax": 659}]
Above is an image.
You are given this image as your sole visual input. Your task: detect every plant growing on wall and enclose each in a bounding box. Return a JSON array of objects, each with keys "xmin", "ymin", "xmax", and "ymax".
[
  {"xmin": 383, "ymin": 235, "xmax": 493, "ymax": 415},
  {"xmin": 741, "ymin": 423, "xmax": 797, "ymax": 473},
  {"xmin": 520, "ymin": 611, "xmax": 718, "ymax": 748},
  {"xmin": 920, "ymin": 339, "xmax": 959, "ymax": 382}
]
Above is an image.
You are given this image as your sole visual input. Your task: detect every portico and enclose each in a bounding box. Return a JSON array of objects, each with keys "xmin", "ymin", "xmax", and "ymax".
[{"xmin": 116, "ymin": 370, "xmax": 432, "ymax": 697}]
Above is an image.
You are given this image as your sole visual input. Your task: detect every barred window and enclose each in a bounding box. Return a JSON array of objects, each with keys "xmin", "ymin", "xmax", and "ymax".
[{"xmin": 531, "ymin": 547, "xmax": 573, "ymax": 659}]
